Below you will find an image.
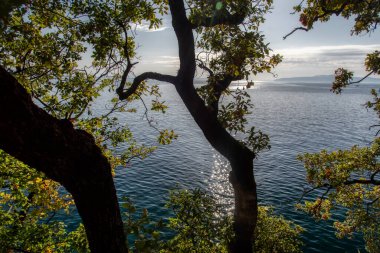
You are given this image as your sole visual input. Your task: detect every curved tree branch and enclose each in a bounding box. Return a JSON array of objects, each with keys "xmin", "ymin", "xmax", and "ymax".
[
  {"xmin": 196, "ymin": 59, "xmax": 214, "ymax": 77},
  {"xmin": 283, "ymin": 26, "xmax": 309, "ymax": 40},
  {"xmin": 116, "ymin": 72, "xmax": 176, "ymax": 100},
  {"xmin": 348, "ymin": 71, "xmax": 375, "ymax": 85}
]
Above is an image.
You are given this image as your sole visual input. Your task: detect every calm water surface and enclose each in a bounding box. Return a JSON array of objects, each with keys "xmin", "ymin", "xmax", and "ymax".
[{"xmin": 78, "ymin": 81, "xmax": 379, "ymax": 252}]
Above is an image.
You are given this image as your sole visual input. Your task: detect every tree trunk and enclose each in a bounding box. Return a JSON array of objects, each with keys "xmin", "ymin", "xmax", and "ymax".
[
  {"xmin": 228, "ymin": 155, "xmax": 257, "ymax": 253},
  {"xmin": 167, "ymin": 1, "xmax": 258, "ymax": 251},
  {"xmin": 173, "ymin": 79, "xmax": 258, "ymax": 253},
  {"xmin": 0, "ymin": 66, "xmax": 128, "ymax": 253}
]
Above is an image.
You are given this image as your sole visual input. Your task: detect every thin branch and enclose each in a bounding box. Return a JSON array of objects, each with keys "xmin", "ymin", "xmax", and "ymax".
[
  {"xmin": 369, "ymin": 124, "xmax": 380, "ymax": 130},
  {"xmin": 345, "ymin": 178, "xmax": 380, "ymax": 185},
  {"xmin": 366, "ymin": 197, "xmax": 379, "ymax": 214},
  {"xmin": 348, "ymin": 71, "xmax": 375, "ymax": 85},
  {"xmin": 196, "ymin": 59, "xmax": 214, "ymax": 77},
  {"xmin": 298, "ymin": 183, "xmax": 330, "ymax": 202},
  {"xmin": 45, "ymin": 211, "xmax": 56, "ymax": 224},
  {"xmin": 101, "ymin": 101, "xmax": 129, "ymax": 119},
  {"xmin": 283, "ymin": 27, "xmax": 309, "ymax": 40},
  {"xmin": 370, "ymin": 170, "xmax": 380, "ymax": 181},
  {"xmin": 8, "ymin": 248, "xmax": 31, "ymax": 253},
  {"xmin": 137, "ymin": 94, "xmax": 160, "ymax": 132},
  {"xmin": 117, "ymin": 72, "xmax": 176, "ymax": 100},
  {"xmin": 284, "ymin": 1, "xmax": 349, "ymax": 40}
]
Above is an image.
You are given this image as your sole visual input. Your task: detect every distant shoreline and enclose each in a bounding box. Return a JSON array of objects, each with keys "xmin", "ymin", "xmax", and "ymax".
[{"xmin": 274, "ymin": 75, "xmax": 380, "ymax": 83}]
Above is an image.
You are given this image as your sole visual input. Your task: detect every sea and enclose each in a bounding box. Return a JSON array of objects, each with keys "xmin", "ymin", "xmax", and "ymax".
[{"xmin": 75, "ymin": 80, "xmax": 379, "ymax": 252}]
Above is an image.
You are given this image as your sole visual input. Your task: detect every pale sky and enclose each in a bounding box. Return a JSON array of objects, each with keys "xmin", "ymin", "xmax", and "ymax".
[{"xmin": 131, "ymin": 0, "xmax": 380, "ymax": 80}]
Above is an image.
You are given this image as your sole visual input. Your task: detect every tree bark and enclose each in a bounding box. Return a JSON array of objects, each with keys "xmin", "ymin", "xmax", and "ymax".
[{"xmin": 0, "ymin": 66, "xmax": 128, "ymax": 253}]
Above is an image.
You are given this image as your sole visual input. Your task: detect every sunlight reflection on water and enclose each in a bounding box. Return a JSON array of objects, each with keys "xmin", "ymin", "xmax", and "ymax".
[{"xmin": 208, "ymin": 153, "xmax": 234, "ymax": 213}]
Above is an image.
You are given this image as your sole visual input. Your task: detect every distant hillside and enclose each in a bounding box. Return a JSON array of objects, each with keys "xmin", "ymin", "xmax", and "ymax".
[{"xmin": 275, "ymin": 75, "xmax": 380, "ymax": 83}]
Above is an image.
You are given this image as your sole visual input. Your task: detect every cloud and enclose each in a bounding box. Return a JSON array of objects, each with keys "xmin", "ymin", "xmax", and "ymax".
[
  {"xmin": 149, "ymin": 56, "xmax": 179, "ymax": 65},
  {"xmin": 277, "ymin": 44, "xmax": 379, "ymax": 64},
  {"xmin": 135, "ymin": 23, "xmax": 169, "ymax": 33},
  {"xmin": 134, "ymin": 16, "xmax": 171, "ymax": 33},
  {"xmin": 271, "ymin": 44, "xmax": 380, "ymax": 78},
  {"xmin": 134, "ymin": 55, "xmax": 179, "ymax": 75}
]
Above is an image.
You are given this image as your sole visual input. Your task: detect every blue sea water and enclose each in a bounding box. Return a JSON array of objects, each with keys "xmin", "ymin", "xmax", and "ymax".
[{"xmin": 76, "ymin": 80, "xmax": 378, "ymax": 252}]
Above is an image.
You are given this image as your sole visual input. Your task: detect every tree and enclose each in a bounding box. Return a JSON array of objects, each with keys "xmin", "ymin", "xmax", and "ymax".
[
  {"xmin": 0, "ymin": 65, "xmax": 129, "ymax": 252},
  {"xmin": 1, "ymin": 1, "xmax": 281, "ymax": 252},
  {"xmin": 0, "ymin": 0, "xmax": 169, "ymax": 252},
  {"xmin": 116, "ymin": 1, "xmax": 281, "ymax": 252},
  {"xmin": 287, "ymin": 1, "xmax": 380, "ymax": 252}
]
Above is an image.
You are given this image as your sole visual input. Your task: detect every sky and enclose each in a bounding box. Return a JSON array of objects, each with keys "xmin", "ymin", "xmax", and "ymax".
[{"xmin": 132, "ymin": 0, "xmax": 380, "ymax": 80}]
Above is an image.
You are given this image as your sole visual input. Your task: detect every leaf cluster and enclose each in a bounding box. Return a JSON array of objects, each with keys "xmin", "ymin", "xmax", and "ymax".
[
  {"xmin": 297, "ymin": 141, "xmax": 380, "ymax": 252},
  {"xmin": 294, "ymin": 0, "xmax": 380, "ymax": 35},
  {"xmin": 162, "ymin": 188, "xmax": 304, "ymax": 253},
  {"xmin": 0, "ymin": 150, "xmax": 89, "ymax": 253},
  {"xmin": 187, "ymin": 1, "xmax": 280, "ymax": 155},
  {"xmin": 122, "ymin": 198, "xmax": 165, "ymax": 252}
]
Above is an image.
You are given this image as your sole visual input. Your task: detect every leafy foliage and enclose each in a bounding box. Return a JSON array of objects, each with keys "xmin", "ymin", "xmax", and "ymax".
[
  {"xmin": 0, "ymin": 0, "xmax": 27, "ymax": 26},
  {"xmin": 218, "ymin": 89, "xmax": 253, "ymax": 133},
  {"xmin": 297, "ymin": 85, "xmax": 380, "ymax": 252},
  {"xmin": 297, "ymin": 142, "xmax": 380, "ymax": 252},
  {"xmin": 122, "ymin": 198, "xmax": 165, "ymax": 252},
  {"xmin": 255, "ymin": 207, "xmax": 304, "ymax": 253},
  {"xmin": 292, "ymin": 2, "xmax": 380, "ymax": 252},
  {"xmin": 331, "ymin": 68, "xmax": 354, "ymax": 94},
  {"xmin": 189, "ymin": 0, "xmax": 281, "ymax": 154},
  {"xmin": 294, "ymin": 0, "xmax": 380, "ymax": 34},
  {"xmin": 0, "ymin": 150, "xmax": 89, "ymax": 253},
  {"xmin": 0, "ymin": 0, "xmax": 174, "ymax": 251},
  {"xmin": 162, "ymin": 189, "xmax": 232, "ymax": 253},
  {"xmin": 162, "ymin": 189, "xmax": 304, "ymax": 253}
]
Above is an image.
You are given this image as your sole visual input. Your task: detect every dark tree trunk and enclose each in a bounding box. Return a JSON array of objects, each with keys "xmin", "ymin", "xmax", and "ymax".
[
  {"xmin": 168, "ymin": 2, "xmax": 258, "ymax": 252},
  {"xmin": 114, "ymin": 1, "xmax": 259, "ymax": 251},
  {"xmin": 228, "ymin": 154, "xmax": 257, "ymax": 253},
  {"xmin": 173, "ymin": 79, "xmax": 258, "ymax": 253},
  {"xmin": 0, "ymin": 66, "xmax": 128, "ymax": 253}
]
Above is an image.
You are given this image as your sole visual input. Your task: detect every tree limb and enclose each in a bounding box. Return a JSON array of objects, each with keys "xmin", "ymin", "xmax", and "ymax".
[
  {"xmin": 283, "ymin": 27, "xmax": 309, "ymax": 40},
  {"xmin": 196, "ymin": 59, "xmax": 214, "ymax": 77},
  {"xmin": 345, "ymin": 178, "xmax": 380, "ymax": 185},
  {"xmin": 349, "ymin": 71, "xmax": 375, "ymax": 85},
  {"xmin": 116, "ymin": 72, "xmax": 176, "ymax": 100}
]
